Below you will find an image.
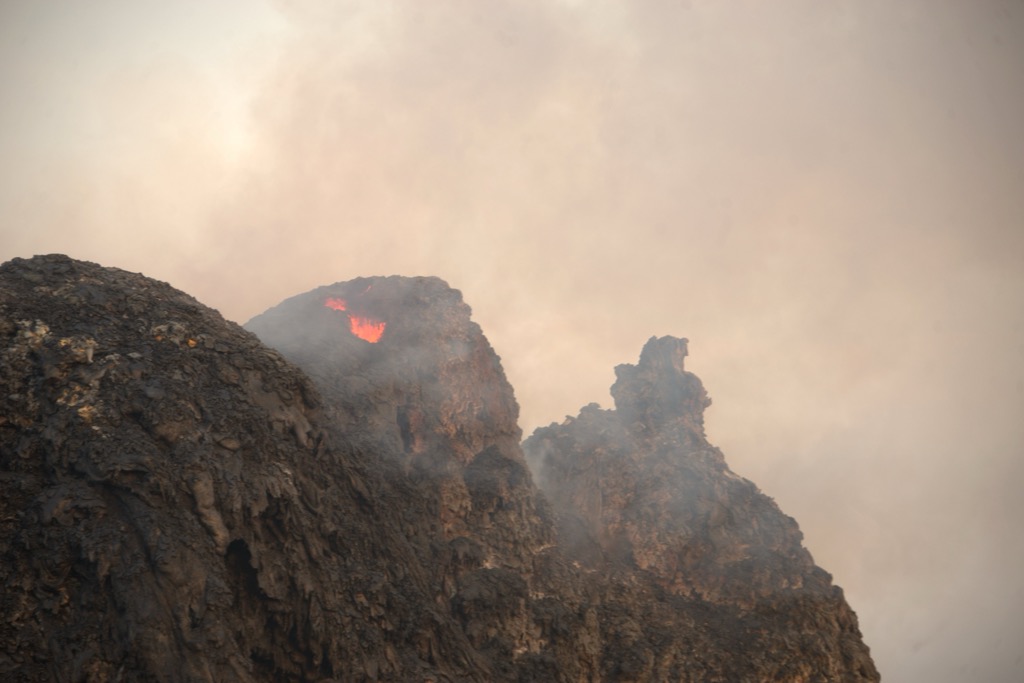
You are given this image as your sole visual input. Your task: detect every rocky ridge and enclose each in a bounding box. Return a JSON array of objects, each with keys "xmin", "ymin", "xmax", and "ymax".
[
  {"xmin": 524, "ymin": 337, "xmax": 877, "ymax": 679},
  {"xmin": 0, "ymin": 254, "xmax": 878, "ymax": 681}
]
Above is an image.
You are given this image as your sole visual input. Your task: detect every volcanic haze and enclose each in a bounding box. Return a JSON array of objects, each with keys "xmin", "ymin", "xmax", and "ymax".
[{"xmin": 2, "ymin": 1, "xmax": 1023, "ymax": 680}]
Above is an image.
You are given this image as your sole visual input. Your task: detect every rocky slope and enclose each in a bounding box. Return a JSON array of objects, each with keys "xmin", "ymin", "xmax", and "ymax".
[
  {"xmin": 245, "ymin": 276, "xmax": 552, "ymax": 574},
  {"xmin": 0, "ymin": 256, "xmax": 490, "ymax": 681},
  {"xmin": 523, "ymin": 337, "xmax": 878, "ymax": 680},
  {"xmin": 0, "ymin": 254, "xmax": 878, "ymax": 681}
]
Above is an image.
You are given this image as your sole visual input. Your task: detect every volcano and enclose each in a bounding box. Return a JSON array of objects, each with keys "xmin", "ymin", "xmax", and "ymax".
[{"xmin": 0, "ymin": 255, "xmax": 878, "ymax": 681}]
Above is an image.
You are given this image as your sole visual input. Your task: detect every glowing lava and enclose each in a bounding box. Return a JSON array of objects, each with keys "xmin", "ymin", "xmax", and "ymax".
[
  {"xmin": 349, "ymin": 316, "xmax": 386, "ymax": 343},
  {"xmin": 324, "ymin": 297, "xmax": 348, "ymax": 312},
  {"xmin": 324, "ymin": 297, "xmax": 386, "ymax": 343}
]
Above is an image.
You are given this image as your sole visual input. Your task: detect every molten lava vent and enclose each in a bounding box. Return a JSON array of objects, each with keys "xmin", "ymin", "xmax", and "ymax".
[{"xmin": 324, "ymin": 295, "xmax": 386, "ymax": 343}]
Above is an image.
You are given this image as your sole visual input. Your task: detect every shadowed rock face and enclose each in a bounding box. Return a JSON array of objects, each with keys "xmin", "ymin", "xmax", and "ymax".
[{"xmin": 1, "ymin": 255, "xmax": 878, "ymax": 682}]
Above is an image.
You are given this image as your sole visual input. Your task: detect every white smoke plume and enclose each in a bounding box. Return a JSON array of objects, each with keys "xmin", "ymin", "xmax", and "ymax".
[{"xmin": 2, "ymin": 1, "xmax": 1023, "ymax": 680}]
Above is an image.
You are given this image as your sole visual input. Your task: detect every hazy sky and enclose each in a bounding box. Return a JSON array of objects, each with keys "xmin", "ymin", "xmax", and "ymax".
[{"xmin": 2, "ymin": 1, "xmax": 1023, "ymax": 680}]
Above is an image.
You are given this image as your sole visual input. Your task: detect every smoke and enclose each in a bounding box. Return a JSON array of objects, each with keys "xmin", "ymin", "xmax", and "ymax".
[{"xmin": 2, "ymin": 0, "xmax": 1024, "ymax": 679}]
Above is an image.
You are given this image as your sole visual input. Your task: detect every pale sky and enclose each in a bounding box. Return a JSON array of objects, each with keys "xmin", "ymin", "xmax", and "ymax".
[{"xmin": 2, "ymin": 1, "xmax": 1023, "ymax": 680}]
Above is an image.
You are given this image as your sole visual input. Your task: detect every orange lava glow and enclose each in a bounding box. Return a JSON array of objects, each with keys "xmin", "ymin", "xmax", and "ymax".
[
  {"xmin": 324, "ymin": 296, "xmax": 386, "ymax": 343},
  {"xmin": 349, "ymin": 316, "xmax": 386, "ymax": 343},
  {"xmin": 324, "ymin": 297, "xmax": 348, "ymax": 311}
]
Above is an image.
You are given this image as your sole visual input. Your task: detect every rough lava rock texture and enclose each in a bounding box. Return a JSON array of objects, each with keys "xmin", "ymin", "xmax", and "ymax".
[
  {"xmin": 245, "ymin": 276, "xmax": 552, "ymax": 572},
  {"xmin": 0, "ymin": 256, "xmax": 489, "ymax": 682},
  {"xmin": 524, "ymin": 336, "xmax": 879, "ymax": 680},
  {"xmin": 1, "ymin": 254, "xmax": 878, "ymax": 681}
]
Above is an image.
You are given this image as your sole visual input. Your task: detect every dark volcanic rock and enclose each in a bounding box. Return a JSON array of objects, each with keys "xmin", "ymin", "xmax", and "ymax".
[
  {"xmin": 524, "ymin": 335, "xmax": 879, "ymax": 681},
  {"xmin": 2, "ymin": 255, "xmax": 878, "ymax": 681},
  {"xmin": 244, "ymin": 276, "xmax": 552, "ymax": 574},
  {"xmin": 0, "ymin": 256, "xmax": 487, "ymax": 682},
  {"xmin": 246, "ymin": 277, "xmax": 563, "ymax": 676}
]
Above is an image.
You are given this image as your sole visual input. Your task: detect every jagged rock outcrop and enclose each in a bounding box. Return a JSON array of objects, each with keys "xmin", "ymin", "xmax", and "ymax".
[
  {"xmin": 245, "ymin": 277, "xmax": 551, "ymax": 572},
  {"xmin": 524, "ymin": 335, "xmax": 879, "ymax": 681},
  {"xmin": 1, "ymin": 254, "xmax": 878, "ymax": 682},
  {"xmin": 245, "ymin": 276, "xmax": 561, "ymax": 674}
]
